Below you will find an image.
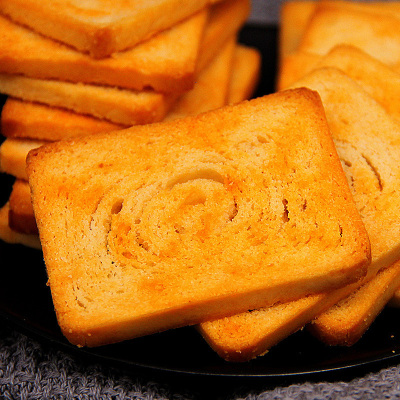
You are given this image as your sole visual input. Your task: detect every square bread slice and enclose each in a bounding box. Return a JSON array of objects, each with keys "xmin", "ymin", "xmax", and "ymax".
[
  {"xmin": 0, "ymin": 9, "xmax": 208, "ymax": 94},
  {"xmin": 198, "ymin": 67, "xmax": 400, "ymax": 361},
  {"xmin": 279, "ymin": 1, "xmax": 400, "ymax": 61},
  {"xmin": 0, "ymin": 202, "xmax": 41, "ymax": 249},
  {"xmin": 309, "ymin": 259, "xmax": 400, "ymax": 346},
  {"xmin": 0, "ymin": 73, "xmax": 179, "ymax": 126},
  {"xmin": 0, "ymin": 138, "xmax": 47, "ymax": 180},
  {"xmin": 26, "ymin": 88, "xmax": 370, "ymax": 347},
  {"xmin": 0, "ymin": 0, "xmax": 250, "ymax": 93},
  {"xmin": 0, "ymin": 43, "xmax": 260, "ymax": 144},
  {"xmin": 278, "ymin": 45, "xmax": 400, "ymax": 123},
  {"xmin": 297, "ymin": 2, "xmax": 400, "ymax": 67},
  {"xmin": 0, "ymin": 0, "xmax": 223, "ymax": 58}
]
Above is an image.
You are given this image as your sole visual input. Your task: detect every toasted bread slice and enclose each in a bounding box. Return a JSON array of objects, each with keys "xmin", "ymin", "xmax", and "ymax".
[
  {"xmin": 0, "ymin": 202, "xmax": 40, "ymax": 249},
  {"xmin": 0, "ymin": 0, "xmax": 250, "ymax": 93},
  {"xmin": 0, "ymin": 0, "xmax": 223, "ymax": 58},
  {"xmin": 26, "ymin": 89, "xmax": 369, "ymax": 347},
  {"xmin": 0, "ymin": 9, "xmax": 208, "ymax": 94},
  {"xmin": 0, "ymin": 137, "xmax": 47, "ymax": 180},
  {"xmin": 0, "ymin": 73, "xmax": 178, "ymax": 126},
  {"xmin": 228, "ymin": 44, "xmax": 261, "ymax": 105},
  {"xmin": 165, "ymin": 38, "xmax": 235, "ymax": 121},
  {"xmin": 1, "ymin": 99, "xmax": 123, "ymax": 142},
  {"xmin": 199, "ymin": 277, "xmax": 365, "ymax": 362},
  {"xmin": 0, "ymin": 43, "xmax": 260, "ymax": 143},
  {"xmin": 196, "ymin": 0, "xmax": 250, "ymax": 73},
  {"xmin": 278, "ymin": 45, "xmax": 400, "ymax": 123},
  {"xmin": 279, "ymin": 1, "xmax": 400, "ymax": 60},
  {"xmin": 309, "ymin": 260, "xmax": 400, "ymax": 346},
  {"xmin": 298, "ymin": 2, "xmax": 400, "ymax": 67},
  {"xmin": 8, "ymin": 179, "xmax": 37, "ymax": 235},
  {"xmin": 199, "ymin": 67, "xmax": 400, "ymax": 361},
  {"xmin": 279, "ymin": 0, "xmax": 316, "ymax": 60},
  {"xmin": 287, "ymin": 68, "xmax": 400, "ymax": 344},
  {"xmin": 289, "ymin": 68, "xmax": 400, "ymax": 275}
]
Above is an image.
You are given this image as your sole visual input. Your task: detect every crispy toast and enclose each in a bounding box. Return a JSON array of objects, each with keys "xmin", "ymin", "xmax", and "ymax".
[
  {"xmin": 199, "ymin": 67, "xmax": 400, "ymax": 361},
  {"xmin": 26, "ymin": 89, "xmax": 370, "ymax": 347},
  {"xmin": 0, "ymin": 73, "xmax": 178, "ymax": 126},
  {"xmin": 0, "ymin": 202, "xmax": 40, "ymax": 249},
  {"xmin": 0, "ymin": 43, "xmax": 260, "ymax": 144},
  {"xmin": 0, "ymin": 9, "xmax": 208, "ymax": 94},
  {"xmin": 277, "ymin": 45, "xmax": 400, "ymax": 123},
  {"xmin": 0, "ymin": 0, "xmax": 250, "ymax": 93},
  {"xmin": 0, "ymin": 0, "xmax": 223, "ymax": 58},
  {"xmin": 297, "ymin": 3, "xmax": 400, "ymax": 67}
]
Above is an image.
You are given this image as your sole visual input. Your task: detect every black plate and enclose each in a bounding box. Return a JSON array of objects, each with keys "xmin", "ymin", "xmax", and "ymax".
[{"xmin": 1, "ymin": 25, "xmax": 400, "ymax": 382}]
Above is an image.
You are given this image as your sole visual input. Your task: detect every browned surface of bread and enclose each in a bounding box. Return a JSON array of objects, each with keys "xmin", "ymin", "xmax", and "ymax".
[
  {"xmin": 196, "ymin": 0, "xmax": 250, "ymax": 73},
  {"xmin": 199, "ymin": 65, "xmax": 400, "ymax": 361},
  {"xmin": 228, "ymin": 44, "xmax": 261, "ymax": 105},
  {"xmin": 297, "ymin": 3, "xmax": 400, "ymax": 67},
  {"xmin": 198, "ymin": 277, "xmax": 364, "ymax": 362},
  {"xmin": 0, "ymin": 9, "xmax": 207, "ymax": 94},
  {"xmin": 26, "ymin": 89, "xmax": 370, "ymax": 347},
  {"xmin": 165, "ymin": 38, "xmax": 235, "ymax": 121},
  {"xmin": 278, "ymin": 0, "xmax": 316, "ymax": 60},
  {"xmin": 0, "ymin": 73, "xmax": 180, "ymax": 126},
  {"xmin": 0, "ymin": 0, "xmax": 250, "ymax": 94},
  {"xmin": 0, "ymin": 42, "xmax": 260, "ymax": 143},
  {"xmin": 309, "ymin": 260, "xmax": 400, "ymax": 346},
  {"xmin": 0, "ymin": 202, "xmax": 40, "ymax": 249},
  {"xmin": 0, "ymin": 0, "xmax": 223, "ymax": 58},
  {"xmin": 1, "ymin": 99, "xmax": 123, "ymax": 141},
  {"xmin": 8, "ymin": 179, "xmax": 37, "ymax": 235},
  {"xmin": 278, "ymin": 45, "xmax": 400, "ymax": 123},
  {"xmin": 289, "ymin": 68, "xmax": 400, "ymax": 276},
  {"xmin": 285, "ymin": 68, "xmax": 400, "ymax": 345},
  {"xmin": 0, "ymin": 137, "xmax": 47, "ymax": 180}
]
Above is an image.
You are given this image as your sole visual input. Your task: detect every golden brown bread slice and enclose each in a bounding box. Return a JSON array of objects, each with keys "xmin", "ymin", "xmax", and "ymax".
[
  {"xmin": 0, "ymin": 73, "xmax": 179, "ymax": 126},
  {"xmin": 277, "ymin": 45, "xmax": 400, "ymax": 123},
  {"xmin": 287, "ymin": 67, "xmax": 400, "ymax": 344},
  {"xmin": 0, "ymin": 0, "xmax": 250, "ymax": 93},
  {"xmin": 26, "ymin": 88, "xmax": 370, "ymax": 347},
  {"xmin": 0, "ymin": 137, "xmax": 47, "ymax": 180},
  {"xmin": 0, "ymin": 202, "xmax": 40, "ymax": 249},
  {"xmin": 0, "ymin": 42, "xmax": 261, "ymax": 241},
  {"xmin": 199, "ymin": 67, "xmax": 400, "ymax": 361},
  {"xmin": 0, "ymin": 9, "xmax": 208, "ymax": 94},
  {"xmin": 8, "ymin": 179, "xmax": 37, "ymax": 235},
  {"xmin": 0, "ymin": 0, "xmax": 223, "ymax": 58},
  {"xmin": 288, "ymin": 68, "xmax": 400, "ymax": 277},
  {"xmin": 0, "ymin": 43, "xmax": 260, "ymax": 143},
  {"xmin": 278, "ymin": 0, "xmax": 316, "ymax": 60},
  {"xmin": 228, "ymin": 44, "xmax": 261, "ymax": 105},
  {"xmin": 297, "ymin": 3, "xmax": 400, "ymax": 67},
  {"xmin": 199, "ymin": 277, "xmax": 366, "ymax": 362},
  {"xmin": 279, "ymin": 0, "xmax": 400, "ymax": 61},
  {"xmin": 196, "ymin": 0, "xmax": 250, "ymax": 73},
  {"xmin": 309, "ymin": 260, "xmax": 400, "ymax": 346},
  {"xmin": 0, "ymin": 99, "xmax": 123, "ymax": 142},
  {"xmin": 165, "ymin": 38, "xmax": 235, "ymax": 121}
]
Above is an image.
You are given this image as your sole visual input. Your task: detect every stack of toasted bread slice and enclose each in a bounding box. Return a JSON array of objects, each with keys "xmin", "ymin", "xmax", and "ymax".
[
  {"xmin": 4, "ymin": 0, "xmax": 400, "ymax": 364},
  {"xmin": 208, "ymin": 0, "xmax": 400, "ymax": 362},
  {"xmin": 0, "ymin": 0, "xmax": 261, "ymax": 248}
]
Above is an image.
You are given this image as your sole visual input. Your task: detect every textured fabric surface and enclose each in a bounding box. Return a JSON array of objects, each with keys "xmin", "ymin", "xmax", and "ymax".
[{"xmin": 1, "ymin": 324, "xmax": 400, "ymax": 400}]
